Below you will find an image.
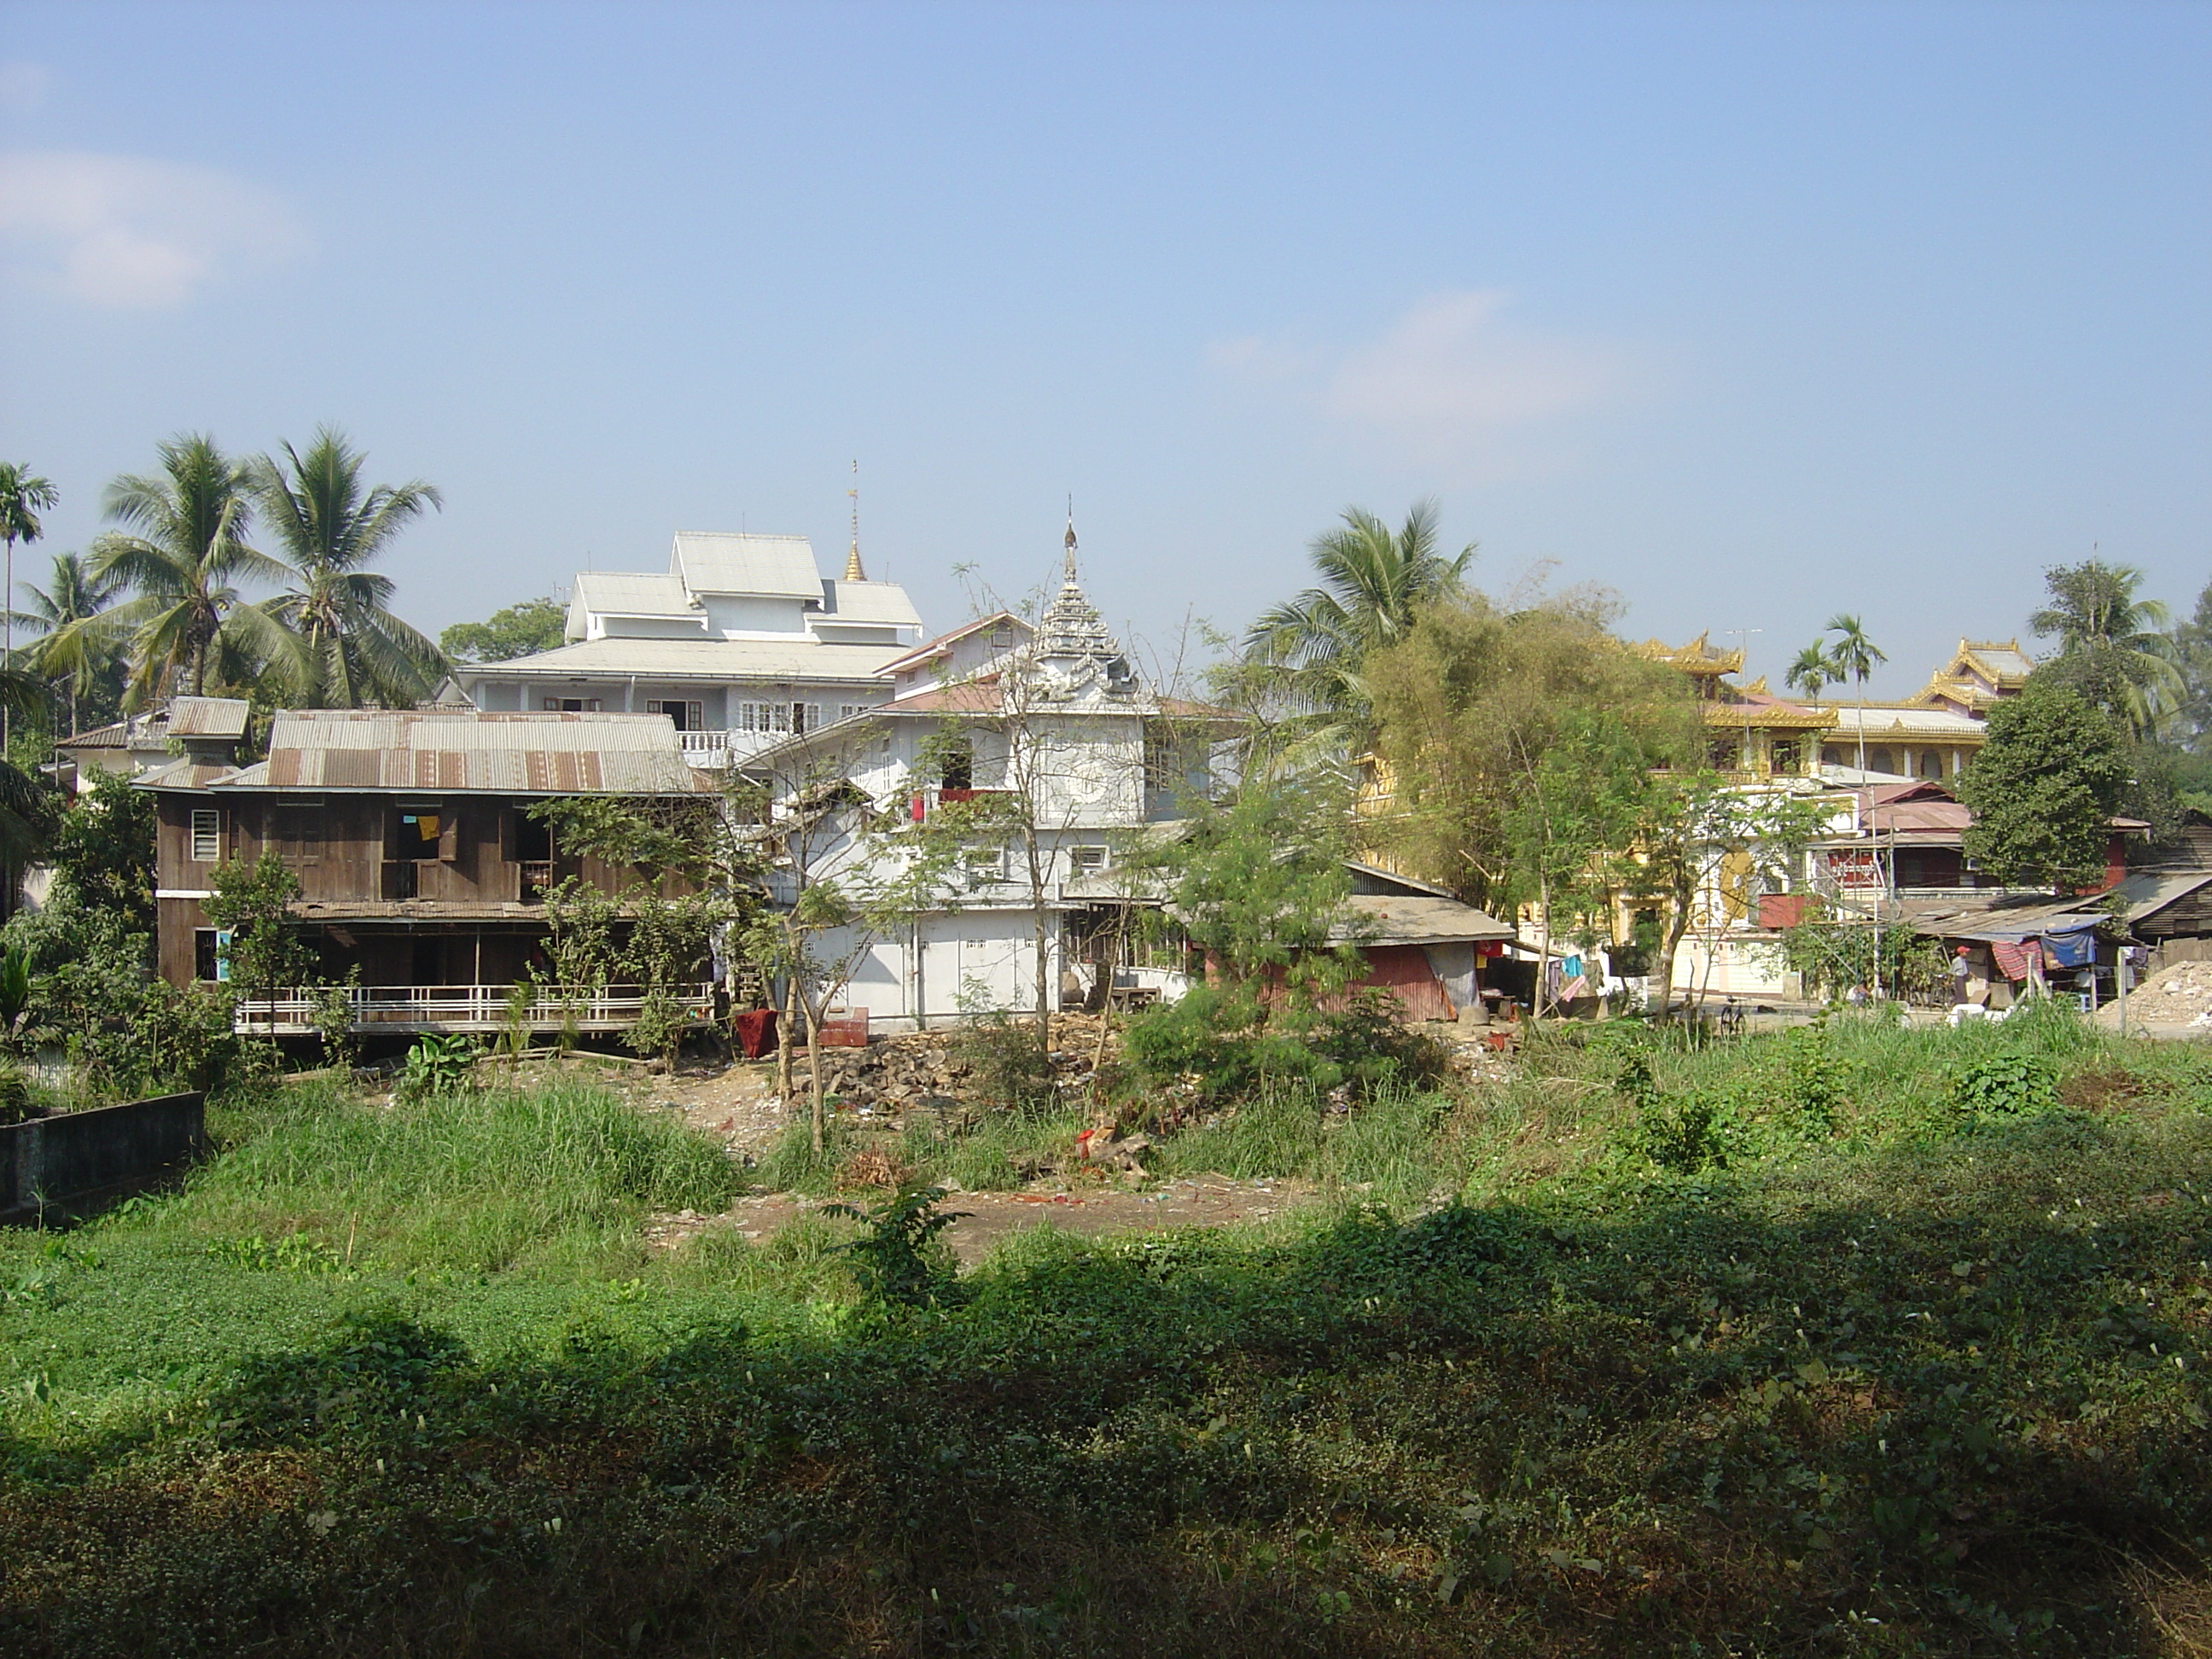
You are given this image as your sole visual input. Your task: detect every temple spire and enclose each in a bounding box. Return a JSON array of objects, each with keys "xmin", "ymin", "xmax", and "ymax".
[
  {"xmin": 1062, "ymin": 507, "xmax": 1078, "ymax": 585},
  {"xmin": 843, "ymin": 460, "xmax": 865, "ymax": 582}
]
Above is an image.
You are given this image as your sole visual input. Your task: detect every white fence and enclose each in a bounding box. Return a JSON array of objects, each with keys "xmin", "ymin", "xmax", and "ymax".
[{"xmin": 232, "ymin": 983, "xmax": 715, "ymax": 1035}]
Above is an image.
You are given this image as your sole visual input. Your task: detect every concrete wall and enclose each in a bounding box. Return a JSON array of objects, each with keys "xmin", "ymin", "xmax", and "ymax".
[{"xmin": 2, "ymin": 1092, "xmax": 206, "ymax": 1223}]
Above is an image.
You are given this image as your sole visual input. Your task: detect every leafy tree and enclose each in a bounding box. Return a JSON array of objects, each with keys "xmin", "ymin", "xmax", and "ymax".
[
  {"xmin": 15, "ymin": 551, "xmax": 126, "ymax": 735},
  {"xmin": 2030, "ymin": 558, "xmax": 2180, "ymax": 740},
  {"xmin": 1120, "ymin": 775, "xmax": 1359, "ymax": 995},
  {"xmin": 1955, "ymin": 677, "xmax": 2131, "ymax": 892},
  {"xmin": 440, "ymin": 596, "xmax": 568, "ymax": 663},
  {"xmin": 1361, "ymin": 589, "xmax": 1699, "ymax": 914},
  {"xmin": 1232, "ymin": 501, "xmax": 1474, "ymax": 763},
  {"xmin": 1823, "ymin": 614, "xmax": 1886, "ymax": 773},
  {"xmin": 252, "ymin": 427, "xmax": 449, "ymax": 707},
  {"xmin": 0, "ymin": 463, "xmax": 58, "ymax": 751},
  {"xmin": 1631, "ymin": 772, "xmax": 1832, "ymax": 1010},
  {"xmin": 204, "ymin": 854, "xmax": 318, "ymax": 1019},
  {"xmin": 91, "ymin": 434, "xmax": 294, "ymax": 702}
]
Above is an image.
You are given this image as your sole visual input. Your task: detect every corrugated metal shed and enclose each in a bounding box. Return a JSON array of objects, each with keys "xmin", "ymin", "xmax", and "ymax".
[
  {"xmin": 573, "ymin": 571, "xmax": 700, "ymax": 620},
  {"xmin": 205, "ymin": 711, "xmax": 704, "ymax": 795},
  {"xmin": 670, "ymin": 532, "xmax": 822, "ymax": 598}
]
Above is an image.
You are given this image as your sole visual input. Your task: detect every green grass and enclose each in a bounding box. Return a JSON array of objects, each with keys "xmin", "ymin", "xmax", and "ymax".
[{"xmin": 8, "ymin": 1016, "xmax": 2212, "ymax": 1654}]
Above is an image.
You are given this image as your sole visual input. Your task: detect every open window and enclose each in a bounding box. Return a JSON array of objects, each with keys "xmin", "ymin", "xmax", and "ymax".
[
  {"xmin": 941, "ymin": 737, "xmax": 974, "ymax": 792},
  {"xmin": 391, "ymin": 802, "xmax": 447, "ymax": 862}
]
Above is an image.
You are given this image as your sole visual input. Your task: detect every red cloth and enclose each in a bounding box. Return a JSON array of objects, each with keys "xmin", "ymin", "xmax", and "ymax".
[{"xmin": 1990, "ymin": 940, "xmax": 2039, "ymax": 982}]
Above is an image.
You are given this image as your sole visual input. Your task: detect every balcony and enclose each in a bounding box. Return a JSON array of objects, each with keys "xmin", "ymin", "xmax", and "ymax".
[{"xmin": 231, "ymin": 982, "xmax": 716, "ymax": 1036}]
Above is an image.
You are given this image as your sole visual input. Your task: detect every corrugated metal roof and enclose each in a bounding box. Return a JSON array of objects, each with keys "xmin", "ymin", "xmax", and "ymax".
[
  {"xmin": 573, "ymin": 571, "xmax": 700, "ymax": 619},
  {"xmin": 165, "ymin": 696, "xmax": 251, "ymax": 737},
  {"xmin": 669, "ymin": 532, "xmax": 823, "ymax": 599},
  {"xmin": 454, "ymin": 635, "xmax": 906, "ymax": 684},
  {"xmin": 1826, "ymin": 706, "xmax": 1987, "ymax": 736},
  {"xmin": 819, "ymin": 580, "xmax": 923, "ymax": 627},
  {"xmin": 1333, "ymin": 894, "xmax": 1516, "ymax": 946},
  {"xmin": 199, "ymin": 711, "xmax": 703, "ymax": 795},
  {"xmin": 2113, "ymin": 870, "xmax": 2212, "ymax": 923}
]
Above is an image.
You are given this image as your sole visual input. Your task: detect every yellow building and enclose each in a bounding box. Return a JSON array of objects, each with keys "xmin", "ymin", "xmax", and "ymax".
[
  {"xmin": 1635, "ymin": 635, "xmax": 1832, "ymax": 777},
  {"xmin": 1816, "ymin": 639, "xmax": 2033, "ymax": 781}
]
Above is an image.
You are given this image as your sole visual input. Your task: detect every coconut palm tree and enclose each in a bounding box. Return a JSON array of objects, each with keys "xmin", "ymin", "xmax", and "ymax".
[
  {"xmin": 1824, "ymin": 614, "xmax": 1887, "ymax": 775},
  {"xmin": 251, "ymin": 428, "xmax": 447, "ymax": 707},
  {"xmin": 15, "ymin": 551, "xmax": 126, "ymax": 736},
  {"xmin": 2029, "ymin": 558, "xmax": 2181, "ymax": 740},
  {"xmin": 90, "ymin": 434, "xmax": 295, "ymax": 705},
  {"xmin": 1238, "ymin": 500, "xmax": 1475, "ymax": 758},
  {"xmin": 0, "ymin": 463, "xmax": 59, "ymax": 750}
]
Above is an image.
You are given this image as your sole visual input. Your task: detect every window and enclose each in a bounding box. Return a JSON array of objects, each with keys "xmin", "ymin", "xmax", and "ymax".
[
  {"xmin": 391, "ymin": 804, "xmax": 445, "ymax": 862},
  {"xmin": 1919, "ymin": 750, "xmax": 1944, "ymax": 780},
  {"xmin": 646, "ymin": 699, "xmax": 704, "ymax": 732},
  {"xmin": 189, "ymin": 808, "xmax": 221, "ymax": 863},
  {"xmin": 839, "ymin": 704, "xmax": 870, "ymax": 721},
  {"xmin": 272, "ymin": 798, "xmax": 323, "ymax": 866},
  {"xmin": 1866, "ymin": 747, "xmax": 1895, "ymax": 776},
  {"xmin": 963, "ymin": 846, "xmax": 1005, "ymax": 880},
  {"xmin": 940, "ymin": 737, "xmax": 974, "ymax": 791},
  {"xmin": 1770, "ymin": 739, "xmax": 1801, "ymax": 775},
  {"xmin": 797, "ymin": 702, "xmax": 822, "ymax": 733},
  {"xmin": 989, "ymin": 629, "xmax": 1014, "ymax": 649},
  {"xmin": 194, "ymin": 928, "xmax": 221, "ymax": 982},
  {"xmin": 541, "ymin": 696, "xmax": 601, "ymax": 712},
  {"xmin": 1069, "ymin": 845, "xmax": 1109, "ymax": 874}
]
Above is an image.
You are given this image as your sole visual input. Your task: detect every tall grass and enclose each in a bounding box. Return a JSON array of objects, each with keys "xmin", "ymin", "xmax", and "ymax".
[{"xmin": 167, "ymin": 1079, "xmax": 738, "ymax": 1275}]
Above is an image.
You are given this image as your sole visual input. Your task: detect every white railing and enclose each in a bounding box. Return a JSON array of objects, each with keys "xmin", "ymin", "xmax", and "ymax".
[{"xmin": 231, "ymin": 983, "xmax": 715, "ymax": 1035}]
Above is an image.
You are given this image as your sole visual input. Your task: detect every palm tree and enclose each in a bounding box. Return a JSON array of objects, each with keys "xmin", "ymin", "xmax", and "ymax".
[
  {"xmin": 1824, "ymin": 614, "xmax": 1887, "ymax": 775},
  {"xmin": 1239, "ymin": 500, "xmax": 1475, "ymax": 756},
  {"xmin": 0, "ymin": 463, "xmax": 59, "ymax": 751},
  {"xmin": 15, "ymin": 551, "xmax": 126, "ymax": 736},
  {"xmin": 2029, "ymin": 558, "xmax": 2181, "ymax": 740},
  {"xmin": 90, "ymin": 434, "xmax": 294, "ymax": 705},
  {"xmin": 251, "ymin": 428, "xmax": 447, "ymax": 707},
  {"xmin": 1784, "ymin": 643, "xmax": 1835, "ymax": 703}
]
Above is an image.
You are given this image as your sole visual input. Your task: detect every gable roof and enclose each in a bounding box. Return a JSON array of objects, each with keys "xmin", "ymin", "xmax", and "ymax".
[
  {"xmin": 572, "ymin": 571, "xmax": 699, "ymax": 620},
  {"xmin": 453, "ymin": 635, "xmax": 908, "ymax": 684},
  {"xmin": 818, "ymin": 580, "xmax": 923, "ymax": 628},
  {"xmin": 878, "ymin": 611, "xmax": 1033, "ymax": 678},
  {"xmin": 669, "ymin": 532, "xmax": 823, "ymax": 599}
]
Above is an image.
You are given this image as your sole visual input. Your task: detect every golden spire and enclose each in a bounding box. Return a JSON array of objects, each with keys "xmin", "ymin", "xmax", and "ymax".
[{"xmin": 843, "ymin": 459, "xmax": 865, "ymax": 582}]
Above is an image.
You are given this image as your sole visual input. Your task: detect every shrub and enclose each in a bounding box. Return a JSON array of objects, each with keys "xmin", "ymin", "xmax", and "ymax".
[
  {"xmin": 823, "ymin": 1183, "xmax": 966, "ymax": 1307},
  {"xmin": 951, "ymin": 1010, "xmax": 1058, "ymax": 1115},
  {"xmin": 1122, "ymin": 984, "xmax": 1447, "ymax": 1109},
  {"xmin": 1952, "ymin": 1051, "xmax": 2060, "ymax": 1121}
]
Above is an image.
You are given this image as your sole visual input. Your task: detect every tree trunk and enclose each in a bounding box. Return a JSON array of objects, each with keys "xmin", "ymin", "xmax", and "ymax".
[
  {"xmin": 1655, "ymin": 886, "xmax": 1695, "ymax": 1015},
  {"xmin": 1026, "ymin": 824, "xmax": 1051, "ymax": 1061},
  {"xmin": 805, "ymin": 992, "xmax": 826, "ymax": 1158},
  {"xmin": 777, "ymin": 969, "xmax": 797, "ymax": 1103}
]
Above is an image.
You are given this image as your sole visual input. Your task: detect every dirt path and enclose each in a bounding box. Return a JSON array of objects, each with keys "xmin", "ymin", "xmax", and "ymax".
[{"xmin": 646, "ymin": 1175, "xmax": 1323, "ymax": 1266}]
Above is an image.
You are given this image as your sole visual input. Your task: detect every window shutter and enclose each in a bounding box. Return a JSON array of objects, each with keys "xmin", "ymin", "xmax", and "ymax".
[{"xmin": 439, "ymin": 808, "xmax": 459, "ymax": 862}]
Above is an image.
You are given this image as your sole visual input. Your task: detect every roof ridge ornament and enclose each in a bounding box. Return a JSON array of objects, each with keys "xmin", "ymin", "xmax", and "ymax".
[{"xmin": 844, "ymin": 460, "xmax": 865, "ymax": 582}]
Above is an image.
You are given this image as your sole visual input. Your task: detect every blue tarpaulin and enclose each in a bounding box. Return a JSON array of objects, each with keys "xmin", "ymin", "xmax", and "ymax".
[{"xmin": 2043, "ymin": 930, "xmax": 2098, "ymax": 969}]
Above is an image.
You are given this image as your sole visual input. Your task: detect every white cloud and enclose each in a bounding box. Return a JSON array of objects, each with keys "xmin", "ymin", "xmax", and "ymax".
[
  {"xmin": 1207, "ymin": 289, "xmax": 1645, "ymax": 480},
  {"xmin": 0, "ymin": 149, "xmax": 307, "ymax": 308}
]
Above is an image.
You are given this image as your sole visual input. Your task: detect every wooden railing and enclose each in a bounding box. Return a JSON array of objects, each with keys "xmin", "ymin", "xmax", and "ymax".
[{"xmin": 231, "ymin": 983, "xmax": 715, "ymax": 1035}]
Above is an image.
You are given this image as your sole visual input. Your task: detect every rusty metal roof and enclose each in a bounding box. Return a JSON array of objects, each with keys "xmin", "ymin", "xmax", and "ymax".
[
  {"xmin": 164, "ymin": 696, "xmax": 251, "ymax": 737},
  {"xmin": 202, "ymin": 710, "xmax": 705, "ymax": 795}
]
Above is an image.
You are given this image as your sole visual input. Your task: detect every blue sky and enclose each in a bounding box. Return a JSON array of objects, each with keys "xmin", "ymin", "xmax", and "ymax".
[{"xmin": 1, "ymin": 1, "xmax": 2205, "ymax": 698}]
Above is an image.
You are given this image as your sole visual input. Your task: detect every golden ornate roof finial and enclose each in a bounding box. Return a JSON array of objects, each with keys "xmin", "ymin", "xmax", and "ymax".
[{"xmin": 843, "ymin": 460, "xmax": 864, "ymax": 582}]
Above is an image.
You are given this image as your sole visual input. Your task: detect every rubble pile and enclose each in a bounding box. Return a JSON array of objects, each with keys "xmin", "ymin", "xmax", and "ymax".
[{"xmin": 2096, "ymin": 960, "xmax": 2212, "ymax": 1028}]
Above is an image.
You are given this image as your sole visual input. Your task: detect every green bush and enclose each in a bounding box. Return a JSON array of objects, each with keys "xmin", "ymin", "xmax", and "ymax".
[
  {"xmin": 1952, "ymin": 1051, "xmax": 2060, "ymax": 1121},
  {"xmin": 950, "ymin": 1010, "xmax": 1059, "ymax": 1115},
  {"xmin": 1122, "ymin": 984, "xmax": 1448, "ymax": 1109}
]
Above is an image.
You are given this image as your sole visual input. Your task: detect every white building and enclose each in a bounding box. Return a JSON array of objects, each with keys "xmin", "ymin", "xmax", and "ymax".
[
  {"xmin": 746, "ymin": 532, "xmax": 1231, "ymax": 1029},
  {"xmin": 455, "ymin": 531, "xmax": 927, "ymax": 769}
]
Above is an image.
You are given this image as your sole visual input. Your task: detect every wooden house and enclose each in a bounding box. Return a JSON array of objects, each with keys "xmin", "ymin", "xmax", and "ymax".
[{"xmin": 141, "ymin": 710, "xmax": 713, "ymax": 1034}]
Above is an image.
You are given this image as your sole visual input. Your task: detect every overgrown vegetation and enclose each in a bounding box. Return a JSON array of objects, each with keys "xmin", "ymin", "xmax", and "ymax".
[{"xmin": 8, "ymin": 1010, "xmax": 2212, "ymax": 1654}]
